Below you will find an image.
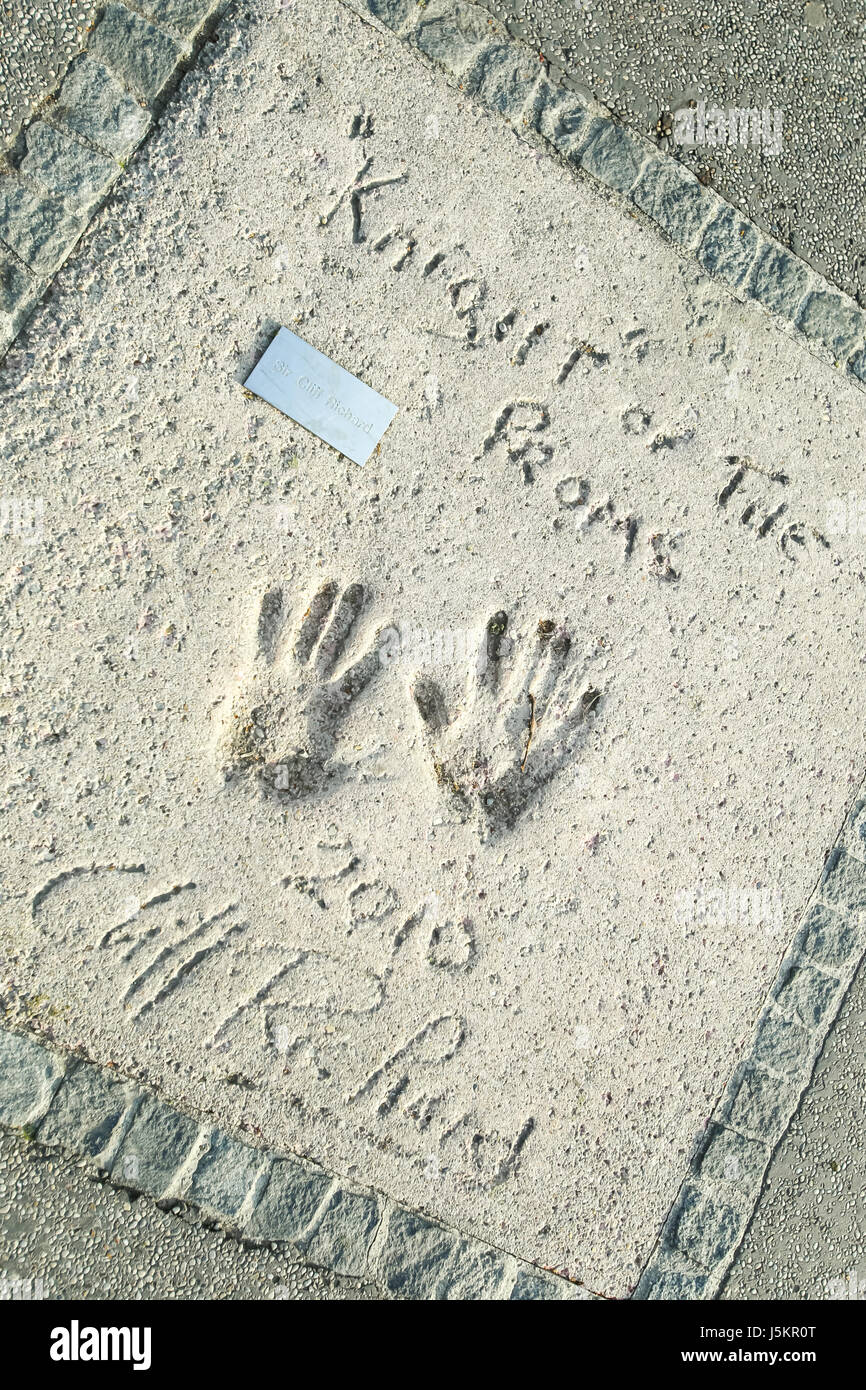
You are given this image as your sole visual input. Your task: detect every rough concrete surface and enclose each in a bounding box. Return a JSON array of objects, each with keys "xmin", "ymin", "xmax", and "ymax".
[{"xmin": 1, "ymin": 0, "xmax": 865, "ymax": 1302}]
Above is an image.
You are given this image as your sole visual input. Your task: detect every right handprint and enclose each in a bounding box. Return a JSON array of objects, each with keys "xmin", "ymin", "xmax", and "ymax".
[{"xmin": 411, "ymin": 611, "xmax": 603, "ymax": 838}]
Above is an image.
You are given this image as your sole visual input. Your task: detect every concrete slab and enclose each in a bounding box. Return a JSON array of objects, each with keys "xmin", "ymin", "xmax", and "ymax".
[{"xmin": 2, "ymin": 0, "xmax": 866, "ymax": 1297}]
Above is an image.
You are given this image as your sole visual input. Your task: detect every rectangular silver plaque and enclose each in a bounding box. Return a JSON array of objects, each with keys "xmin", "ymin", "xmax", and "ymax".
[{"xmin": 244, "ymin": 327, "xmax": 398, "ymax": 466}]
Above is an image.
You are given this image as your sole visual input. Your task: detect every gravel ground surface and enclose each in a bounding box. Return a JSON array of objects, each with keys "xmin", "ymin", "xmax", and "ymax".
[
  {"xmin": 476, "ymin": 0, "xmax": 866, "ymax": 304},
  {"xmin": 0, "ymin": 1130, "xmax": 387, "ymax": 1299},
  {"xmin": 0, "ymin": 0, "xmax": 96, "ymax": 145},
  {"xmin": 721, "ymin": 951, "xmax": 866, "ymax": 1302}
]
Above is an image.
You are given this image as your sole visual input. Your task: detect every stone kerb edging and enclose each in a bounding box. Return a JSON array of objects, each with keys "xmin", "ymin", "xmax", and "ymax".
[
  {"xmin": 0, "ymin": 0, "xmax": 229, "ymax": 359},
  {"xmin": 0, "ymin": 1026, "xmax": 592, "ymax": 1301}
]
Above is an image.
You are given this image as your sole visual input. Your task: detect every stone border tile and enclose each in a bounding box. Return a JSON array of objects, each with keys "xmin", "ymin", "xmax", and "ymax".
[
  {"xmin": 35, "ymin": 1059, "xmax": 143, "ymax": 1164},
  {"xmin": 633, "ymin": 842, "xmax": 866, "ymax": 1300},
  {"xmin": 0, "ymin": 1028, "xmax": 67, "ymax": 1130},
  {"xmin": 109, "ymin": 1092, "xmax": 201, "ymax": 1195},
  {"xmin": 0, "ymin": 1027, "xmax": 588, "ymax": 1301},
  {"xmin": 55, "ymin": 57, "xmax": 153, "ymax": 159},
  {"xmin": 20, "ymin": 123, "xmax": 119, "ymax": 213},
  {"xmin": 349, "ymin": 0, "xmax": 866, "ymax": 393},
  {"xmin": 0, "ymin": 250, "xmax": 47, "ymax": 350},
  {"xmin": 88, "ymin": 3, "xmax": 186, "ymax": 103},
  {"xmin": 0, "ymin": 0, "xmax": 230, "ymax": 360},
  {"xmin": 0, "ymin": 181, "xmax": 88, "ymax": 275}
]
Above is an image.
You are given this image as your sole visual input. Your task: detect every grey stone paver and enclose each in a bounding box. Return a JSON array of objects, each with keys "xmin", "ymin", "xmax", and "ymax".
[
  {"xmin": 773, "ymin": 962, "xmax": 841, "ymax": 1030},
  {"xmin": 35, "ymin": 1061, "xmax": 139, "ymax": 1160},
  {"xmin": 20, "ymin": 122, "xmax": 118, "ymax": 211},
  {"xmin": 695, "ymin": 1127, "xmax": 768, "ymax": 1198},
  {"xmin": 245, "ymin": 1157, "xmax": 334, "ymax": 1243},
  {"xmin": 630, "ymin": 159, "xmax": 711, "ymax": 251},
  {"xmin": 797, "ymin": 902, "xmax": 862, "ymax": 971},
  {"xmin": 0, "ymin": 251, "xmax": 35, "ymax": 316},
  {"xmin": 510, "ymin": 1266, "xmax": 581, "ymax": 1300},
  {"xmin": 143, "ymin": 0, "xmax": 216, "ymax": 38},
  {"xmin": 639, "ymin": 1262, "xmax": 709, "ymax": 1302},
  {"xmin": 463, "ymin": 42, "xmax": 537, "ymax": 113},
  {"xmin": 0, "ymin": 1029, "xmax": 65, "ymax": 1129},
  {"xmin": 748, "ymin": 244, "xmax": 811, "ymax": 319},
  {"xmin": 797, "ymin": 290, "xmax": 866, "ymax": 361},
  {"xmin": 110, "ymin": 1094, "xmax": 200, "ymax": 1195},
  {"xmin": 696, "ymin": 204, "xmax": 762, "ymax": 289},
  {"xmin": 0, "ymin": 178, "xmax": 86, "ymax": 274},
  {"xmin": 183, "ymin": 1128, "xmax": 266, "ymax": 1216},
  {"xmin": 667, "ymin": 1185, "xmax": 744, "ymax": 1272},
  {"xmin": 368, "ymin": 1203, "xmax": 515, "ymax": 1300},
  {"xmin": 849, "ymin": 347, "xmax": 866, "ymax": 385},
  {"xmin": 725, "ymin": 1068, "xmax": 800, "ymax": 1141},
  {"xmin": 579, "ymin": 121, "xmax": 648, "ymax": 194},
  {"xmin": 56, "ymin": 57, "xmax": 153, "ymax": 159},
  {"xmin": 300, "ymin": 1186, "xmax": 383, "ymax": 1278}
]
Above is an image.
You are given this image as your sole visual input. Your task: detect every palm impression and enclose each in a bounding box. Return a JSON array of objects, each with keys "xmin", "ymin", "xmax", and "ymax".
[
  {"xmin": 216, "ymin": 579, "xmax": 390, "ymax": 799},
  {"xmin": 412, "ymin": 611, "xmax": 603, "ymax": 836}
]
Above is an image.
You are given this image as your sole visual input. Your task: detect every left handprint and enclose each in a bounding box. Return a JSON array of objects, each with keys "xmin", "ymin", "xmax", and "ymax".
[{"xmin": 216, "ymin": 578, "xmax": 391, "ymax": 799}]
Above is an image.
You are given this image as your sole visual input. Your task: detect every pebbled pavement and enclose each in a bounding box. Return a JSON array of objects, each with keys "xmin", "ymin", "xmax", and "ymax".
[{"xmin": 0, "ymin": 0, "xmax": 97, "ymax": 145}]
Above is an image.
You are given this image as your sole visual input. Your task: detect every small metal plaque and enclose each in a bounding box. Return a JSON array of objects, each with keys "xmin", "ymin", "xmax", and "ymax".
[{"xmin": 244, "ymin": 327, "xmax": 398, "ymax": 466}]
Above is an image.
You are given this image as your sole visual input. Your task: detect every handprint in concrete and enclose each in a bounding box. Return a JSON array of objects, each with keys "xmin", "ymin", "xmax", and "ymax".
[
  {"xmin": 411, "ymin": 611, "xmax": 603, "ymax": 837},
  {"xmin": 217, "ymin": 578, "xmax": 391, "ymax": 800}
]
